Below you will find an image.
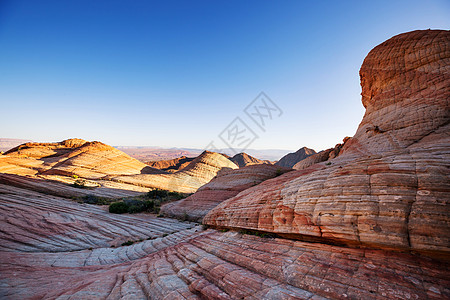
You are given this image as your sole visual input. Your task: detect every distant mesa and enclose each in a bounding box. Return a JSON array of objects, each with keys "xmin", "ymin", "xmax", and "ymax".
[
  {"xmin": 229, "ymin": 152, "xmax": 272, "ymax": 167},
  {"xmin": 274, "ymin": 146, "xmax": 316, "ymax": 168}
]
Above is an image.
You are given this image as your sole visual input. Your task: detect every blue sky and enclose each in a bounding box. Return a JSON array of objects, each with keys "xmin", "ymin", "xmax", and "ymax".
[{"xmin": 1, "ymin": 1, "xmax": 449, "ymax": 152}]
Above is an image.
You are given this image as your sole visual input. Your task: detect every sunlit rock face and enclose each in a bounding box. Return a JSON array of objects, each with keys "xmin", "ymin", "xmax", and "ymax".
[
  {"xmin": 229, "ymin": 152, "xmax": 271, "ymax": 167},
  {"xmin": 204, "ymin": 30, "xmax": 450, "ymax": 259},
  {"xmin": 110, "ymin": 151, "xmax": 239, "ymax": 193},
  {"xmin": 161, "ymin": 164, "xmax": 291, "ymax": 221},
  {"xmin": 0, "ymin": 138, "xmax": 159, "ymax": 178}
]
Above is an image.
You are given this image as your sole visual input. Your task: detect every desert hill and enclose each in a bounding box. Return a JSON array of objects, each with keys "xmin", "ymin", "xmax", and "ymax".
[
  {"xmin": 274, "ymin": 146, "xmax": 316, "ymax": 168},
  {"xmin": 110, "ymin": 150, "xmax": 238, "ymax": 193},
  {"xmin": 0, "ymin": 138, "xmax": 161, "ymax": 179},
  {"xmin": 229, "ymin": 152, "xmax": 272, "ymax": 167}
]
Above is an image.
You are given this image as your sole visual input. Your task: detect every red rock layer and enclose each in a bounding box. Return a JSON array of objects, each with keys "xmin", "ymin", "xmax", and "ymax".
[
  {"xmin": 204, "ymin": 30, "xmax": 450, "ymax": 260},
  {"xmin": 161, "ymin": 164, "xmax": 291, "ymax": 221}
]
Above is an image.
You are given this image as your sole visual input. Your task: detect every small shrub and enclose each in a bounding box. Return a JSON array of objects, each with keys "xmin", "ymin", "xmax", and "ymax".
[
  {"xmin": 127, "ymin": 205, "xmax": 142, "ymax": 214},
  {"xmin": 220, "ymin": 228, "xmax": 229, "ymax": 233},
  {"xmin": 109, "ymin": 202, "xmax": 129, "ymax": 214},
  {"xmin": 73, "ymin": 179, "xmax": 88, "ymax": 188},
  {"xmin": 72, "ymin": 174, "xmax": 79, "ymax": 179},
  {"xmin": 162, "ymin": 233, "xmax": 168, "ymax": 237},
  {"xmin": 121, "ymin": 240, "xmax": 134, "ymax": 246},
  {"xmin": 147, "ymin": 188, "xmax": 168, "ymax": 199},
  {"xmin": 325, "ymin": 162, "xmax": 332, "ymax": 166},
  {"xmin": 275, "ymin": 168, "xmax": 283, "ymax": 177}
]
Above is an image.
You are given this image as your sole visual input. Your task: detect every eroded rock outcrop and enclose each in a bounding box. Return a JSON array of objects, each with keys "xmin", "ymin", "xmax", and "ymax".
[
  {"xmin": 111, "ymin": 151, "xmax": 239, "ymax": 193},
  {"xmin": 204, "ymin": 30, "xmax": 450, "ymax": 260},
  {"xmin": 275, "ymin": 147, "xmax": 316, "ymax": 168},
  {"xmin": 230, "ymin": 152, "xmax": 271, "ymax": 167},
  {"xmin": 161, "ymin": 164, "xmax": 291, "ymax": 221}
]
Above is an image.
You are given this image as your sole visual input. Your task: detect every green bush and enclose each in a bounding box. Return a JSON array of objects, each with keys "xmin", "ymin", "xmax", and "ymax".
[
  {"xmin": 275, "ymin": 168, "xmax": 283, "ymax": 177},
  {"xmin": 128, "ymin": 205, "xmax": 142, "ymax": 214},
  {"xmin": 147, "ymin": 188, "xmax": 168, "ymax": 199},
  {"xmin": 109, "ymin": 202, "xmax": 129, "ymax": 214},
  {"xmin": 73, "ymin": 179, "xmax": 88, "ymax": 188}
]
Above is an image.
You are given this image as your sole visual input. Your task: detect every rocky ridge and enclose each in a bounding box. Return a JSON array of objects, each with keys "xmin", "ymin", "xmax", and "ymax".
[
  {"xmin": 204, "ymin": 30, "xmax": 450, "ymax": 261},
  {"xmin": 275, "ymin": 147, "xmax": 316, "ymax": 168}
]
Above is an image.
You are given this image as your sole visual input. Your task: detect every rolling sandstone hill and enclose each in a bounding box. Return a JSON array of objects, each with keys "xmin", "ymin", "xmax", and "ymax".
[
  {"xmin": 109, "ymin": 151, "xmax": 238, "ymax": 193},
  {"xmin": 0, "ymin": 30, "xmax": 449, "ymax": 299},
  {"xmin": 0, "ymin": 140, "xmax": 238, "ymax": 194}
]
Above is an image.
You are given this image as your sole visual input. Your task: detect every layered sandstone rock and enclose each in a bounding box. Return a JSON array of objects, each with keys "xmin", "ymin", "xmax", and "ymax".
[
  {"xmin": 161, "ymin": 164, "xmax": 291, "ymax": 221},
  {"xmin": 146, "ymin": 155, "xmax": 195, "ymax": 172},
  {"xmin": 0, "ymin": 138, "xmax": 160, "ymax": 179},
  {"xmin": 275, "ymin": 147, "xmax": 316, "ymax": 168},
  {"xmin": 111, "ymin": 151, "xmax": 239, "ymax": 193},
  {"xmin": 204, "ymin": 30, "xmax": 450, "ymax": 260}
]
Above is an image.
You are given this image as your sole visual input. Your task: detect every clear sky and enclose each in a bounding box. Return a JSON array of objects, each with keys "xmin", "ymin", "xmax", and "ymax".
[{"xmin": 1, "ymin": 1, "xmax": 449, "ymax": 152}]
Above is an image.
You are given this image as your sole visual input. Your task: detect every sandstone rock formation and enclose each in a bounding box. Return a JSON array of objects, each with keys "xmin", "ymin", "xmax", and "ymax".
[
  {"xmin": 146, "ymin": 155, "xmax": 195, "ymax": 172},
  {"xmin": 161, "ymin": 164, "xmax": 291, "ymax": 221},
  {"xmin": 111, "ymin": 151, "xmax": 239, "ymax": 193},
  {"xmin": 1, "ymin": 30, "xmax": 449, "ymax": 300},
  {"xmin": 0, "ymin": 138, "xmax": 161, "ymax": 179},
  {"xmin": 275, "ymin": 146, "xmax": 316, "ymax": 168},
  {"xmin": 293, "ymin": 137, "xmax": 350, "ymax": 170},
  {"xmin": 229, "ymin": 152, "xmax": 271, "ymax": 167},
  {"xmin": 204, "ymin": 30, "xmax": 450, "ymax": 260}
]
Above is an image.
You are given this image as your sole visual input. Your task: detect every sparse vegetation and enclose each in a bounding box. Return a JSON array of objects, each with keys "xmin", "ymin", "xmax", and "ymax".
[
  {"xmin": 121, "ymin": 240, "xmax": 134, "ymax": 246},
  {"xmin": 109, "ymin": 201, "xmax": 129, "ymax": 214},
  {"xmin": 73, "ymin": 178, "xmax": 88, "ymax": 188},
  {"xmin": 107, "ymin": 188, "xmax": 187, "ymax": 215},
  {"xmin": 81, "ymin": 194, "xmax": 113, "ymax": 205},
  {"xmin": 72, "ymin": 174, "xmax": 79, "ymax": 179},
  {"xmin": 275, "ymin": 168, "xmax": 283, "ymax": 177},
  {"xmin": 238, "ymin": 229, "xmax": 276, "ymax": 238}
]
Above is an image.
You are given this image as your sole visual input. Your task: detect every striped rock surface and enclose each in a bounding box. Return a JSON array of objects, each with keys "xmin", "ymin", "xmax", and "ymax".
[{"xmin": 204, "ymin": 30, "xmax": 450, "ymax": 260}]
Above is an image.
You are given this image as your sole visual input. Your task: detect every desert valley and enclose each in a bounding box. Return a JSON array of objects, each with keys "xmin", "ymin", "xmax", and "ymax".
[{"xmin": 0, "ymin": 29, "xmax": 449, "ymax": 299}]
